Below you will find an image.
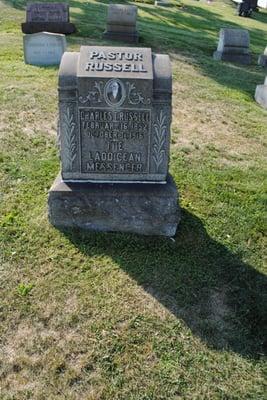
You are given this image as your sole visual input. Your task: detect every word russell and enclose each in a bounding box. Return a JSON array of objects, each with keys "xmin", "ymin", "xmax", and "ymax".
[{"xmin": 85, "ymin": 51, "xmax": 147, "ymax": 73}]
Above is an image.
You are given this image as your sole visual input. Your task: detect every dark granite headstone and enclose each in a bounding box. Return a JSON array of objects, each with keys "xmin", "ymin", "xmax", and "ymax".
[
  {"xmin": 21, "ymin": 3, "xmax": 76, "ymax": 34},
  {"xmin": 103, "ymin": 4, "xmax": 138, "ymax": 43},
  {"xmin": 48, "ymin": 46, "xmax": 180, "ymax": 236},
  {"xmin": 213, "ymin": 29, "xmax": 251, "ymax": 64}
]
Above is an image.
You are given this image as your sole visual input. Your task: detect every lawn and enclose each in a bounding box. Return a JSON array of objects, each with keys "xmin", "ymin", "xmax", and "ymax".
[{"xmin": 0, "ymin": 0, "xmax": 266, "ymax": 399}]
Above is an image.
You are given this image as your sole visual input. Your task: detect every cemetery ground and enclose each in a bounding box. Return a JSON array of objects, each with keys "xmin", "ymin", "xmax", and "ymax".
[{"xmin": 0, "ymin": 0, "xmax": 266, "ymax": 398}]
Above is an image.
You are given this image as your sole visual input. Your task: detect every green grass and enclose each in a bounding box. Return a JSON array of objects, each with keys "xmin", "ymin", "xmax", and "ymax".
[{"xmin": 0, "ymin": 0, "xmax": 267, "ymax": 399}]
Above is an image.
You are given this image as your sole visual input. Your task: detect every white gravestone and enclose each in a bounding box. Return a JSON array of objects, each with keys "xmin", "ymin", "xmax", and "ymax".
[
  {"xmin": 23, "ymin": 32, "xmax": 67, "ymax": 66},
  {"xmin": 255, "ymin": 76, "xmax": 267, "ymax": 109},
  {"xmin": 258, "ymin": 46, "xmax": 267, "ymax": 67}
]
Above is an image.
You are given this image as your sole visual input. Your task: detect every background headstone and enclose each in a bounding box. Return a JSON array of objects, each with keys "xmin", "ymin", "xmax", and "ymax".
[
  {"xmin": 27, "ymin": 2, "xmax": 68, "ymax": 22},
  {"xmin": 22, "ymin": 3, "xmax": 76, "ymax": 34},
  {"xmin": 255, "ymin": 76, "xmax": 267, "ymax": 109},
  {"xmin": 155, "ymin": 0, "xmax": 172, "ymax": 6},
  {"xmin": 258, "ymin": 0, "xmax": 267, "ymax": 8},
  {"xmin": 258, "ymin": 46, "xmax": 267, "ymax": 67},
  {"xmin": 23, "ymin": 32, "xmax": 67, "ymax": 66},
  {"xmin": 103, "ymin": 4, "xmax": 138, "ymax": 43},
  {"xmin": 213, "ymin": 28, "xmax": 251, "ymax": 64},
  {"xmin": 48, "ymin": 46, "xmax": 180, "ymax": 236}
]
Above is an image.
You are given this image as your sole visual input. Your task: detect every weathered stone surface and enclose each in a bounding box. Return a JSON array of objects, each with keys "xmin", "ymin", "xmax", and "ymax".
[
  {"xmin": 23, "ymin": 32, "xmax": 67, "ymax": 66},
  {"xmin": 155, "ymin": 0, "xmax": 172, "ymax": 6},
  {"xmin": 48, "ymin": 45, "xmax": 179, "ymax": 236},
  {"xmin": 103, "ymin": 4, "xmax": 138, "ymax": 43},
  {"xmin": 107, "ymin": 4, "xmax": 137, "ymax": 26},
  {"xmin": 26, "ymin": 2, "xmax": 69, "ymax": 22},
  {"xmin": 258, "ymin": 0, "xmax": 267, "ymax": 8},
  {"xmin": 48, "ymin": 174, "xmax": 180, "ymax": 236},
  {"xmin": 58, "ymin": 46, "xmax": 171, "ymax": 183},
  {"xmin": 22, "ymin": 22, "xmax": 76, "ymax": 34},
  {"xmin": 213, "ymin": 28, "xmax": 251, "ymax": 64},
  {"xmin": 255, "ymin": 76, "xmax": 267, "ymax": 109},
  {"xmin": 258, "ymin": 46, "xmax": 267, "ymax": 67},
  {"xmin": 21, "ymin": 2, "xmax": 76, "ymax": 34}
]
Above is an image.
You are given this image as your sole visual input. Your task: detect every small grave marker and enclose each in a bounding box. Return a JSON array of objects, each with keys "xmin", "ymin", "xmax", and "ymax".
[
  {"xmin": 23, "ymin": 32, "xmax": 66, "ymax": 66},
  {"xmin": 213, "ymin": 28, "xmax": 251, "ymax": 64}
]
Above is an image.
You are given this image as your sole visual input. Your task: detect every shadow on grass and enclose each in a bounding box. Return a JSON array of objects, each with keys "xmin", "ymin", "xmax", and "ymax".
[
  {"xmin": 3, "ymin": 0, "xmax": 267, "ymax": 96},
  {"xmin": 62, "ymin": 208, "xmax": 267, "ymax": 360}
]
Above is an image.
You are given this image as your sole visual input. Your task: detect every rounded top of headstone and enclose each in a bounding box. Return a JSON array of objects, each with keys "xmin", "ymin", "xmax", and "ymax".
[
  {"xmin": 153, "ymin": 54, "xmax": 172, "ymax": 93},
  {"xmin": 59, "ymin": 52, "xmax": 79, "ymax": 87},
  {"xmin": 218, "ymin": 28, "xmax": 250, "ymax": 49},
  {"xmin": 264, "ymin": 46, "xmax": 267, "ymax": 56},
  {"xmin": 107, "ymin": 4, "xmax": 138, "ymax": 26}
]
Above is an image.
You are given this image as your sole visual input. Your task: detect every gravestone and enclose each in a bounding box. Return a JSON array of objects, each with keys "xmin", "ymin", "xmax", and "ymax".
[
  {"xmin": 258, "ymin": 46, "xmax": 267, "ymax": 67},
  {"xmin": 21, "ymin": 2, "xmax": 76, "ymax": 34},
  {"xmin": 255, "ymin": 76, "xmax": 267, "ymax": 109},
  {"xmin": 48, "ymin": 46, "xmax": 180, "ymax": 236},
  {"xmin": 23, "ymin": 32, "xmax": 66, "ymax": 66},
  {"xmin": 155, "ymin": 0, "xmax": 172, "ymax": 6},
  {"xmin": 213, "ymin": 28, "xmax": 251, "ymax": 64},
  {"xmin": 103, "ymin": 4, "xmax": 138, "ymax": 43}
]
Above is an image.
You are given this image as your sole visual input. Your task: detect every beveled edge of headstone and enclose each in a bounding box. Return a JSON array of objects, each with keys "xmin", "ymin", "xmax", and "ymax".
[
  {"xmin": 153, "ymin": 53, "xmax": 172, "ymax": 94},
  {"xmin": 24, "ymin": 30, "xmax": 67, "ymax": 38},
  {"xmin": 59, "ymin": 51, "xmax": 79, "ymax": 87}
]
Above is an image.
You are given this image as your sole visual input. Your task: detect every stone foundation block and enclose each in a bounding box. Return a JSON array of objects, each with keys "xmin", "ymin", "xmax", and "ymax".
[
  {"xmin": 48, "ymin": 174, "xmax": 180, "ymax": 237},
  {"xmin": 103, "ymin": 31, "xmax": 139, "ymax": 43},
  {"xmin": 21, "ymin": 22, "xmax": 76, "ymax": 35},
  {"xmin": 213, "ymin": 50, "xmax": 251, "ymax": 64}
]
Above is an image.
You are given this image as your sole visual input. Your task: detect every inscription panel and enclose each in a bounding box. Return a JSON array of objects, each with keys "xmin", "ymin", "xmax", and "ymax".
[
  {"xmin": 107, "ymin": 4, "xmax": 137, "ymax": 26},
  {"xmin": 80, "ymin": 108, "xmax": 151, "ymax": 175},
  {"xmin": 27, "ymin": 3, "xmax": 68, "ymax": 22},
  {"xmin": 78, "ymin": 46, "xmax": 153, "ymax": 80}
]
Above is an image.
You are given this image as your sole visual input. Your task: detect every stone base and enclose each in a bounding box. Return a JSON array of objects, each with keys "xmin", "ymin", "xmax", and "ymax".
[
  {"xmin": 258, "ymin": 54, "xmax": 267, "ymax": 67},
  {"xmin": 255, "ymin": 84, "xmax": 267, "ymax": 109},
  {"xmin": 21, "ymin": 22, "xmax": 76, "ymax": 35},
  {"xmin": 106, "ymin": 24, "xmax": 136, "ymax": 33},
  {"xmin": 48, "ymin": 173, "xmax": 180, "ymax": 237},
  {"xmin": 103, "ymin": 31, "xmax": 139, "ymax": 43},
  {"xmin": 213, "ymin": 50, "xmax": 251, "ymax": 64}
]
